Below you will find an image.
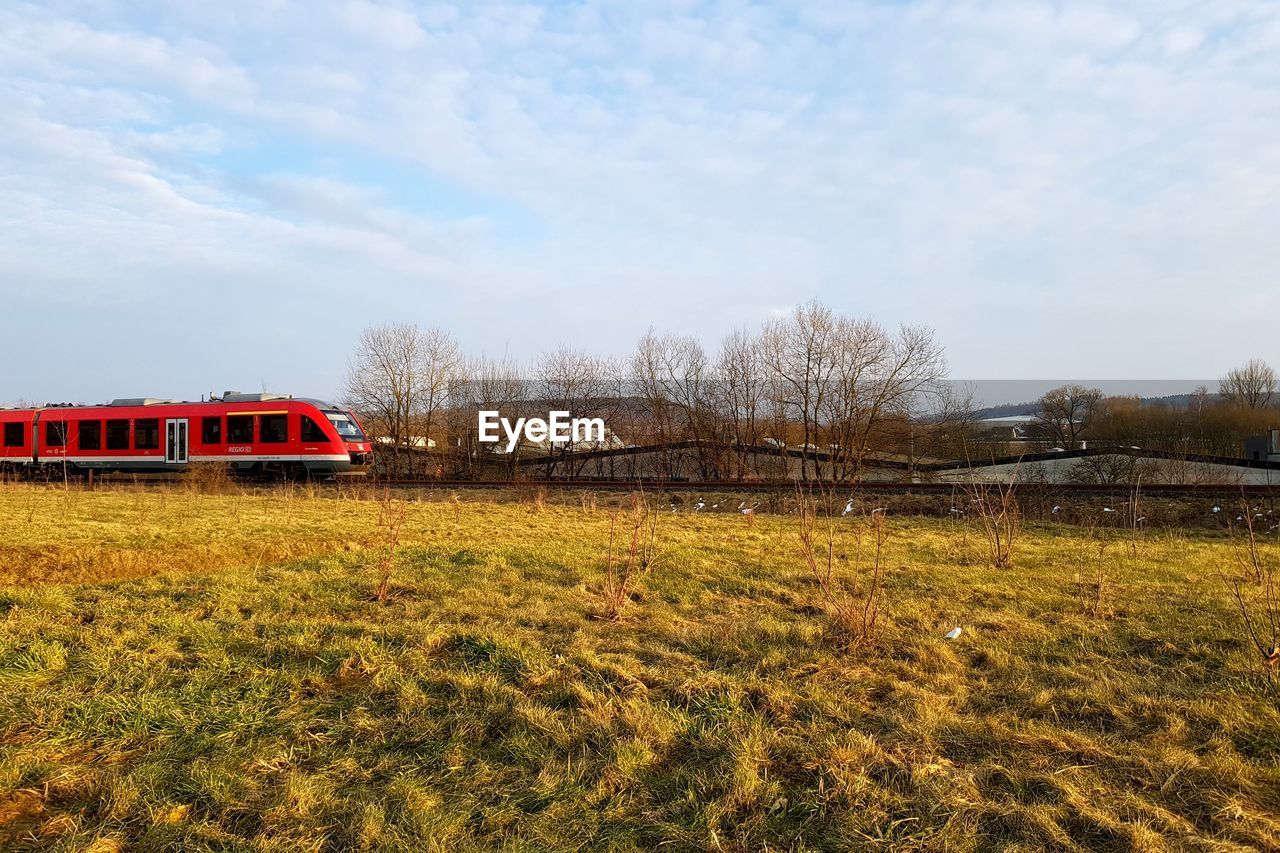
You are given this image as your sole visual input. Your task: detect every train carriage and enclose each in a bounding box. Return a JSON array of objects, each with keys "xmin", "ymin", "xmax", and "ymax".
[
  {"xmin": 0, "ymin": 408, "xmax": 36, "ymax": 470},
  {"xmin": 1, "ymin": 393, "xmax": 371, "ymax": 478}
]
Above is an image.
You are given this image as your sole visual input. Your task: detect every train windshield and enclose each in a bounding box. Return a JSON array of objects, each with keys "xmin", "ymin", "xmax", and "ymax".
[{"xmin": 325, "ymin": 412, "xmax": 366, "ymax": 441}]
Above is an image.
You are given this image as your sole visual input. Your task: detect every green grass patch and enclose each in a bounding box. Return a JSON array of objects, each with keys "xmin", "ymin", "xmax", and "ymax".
[{"xmin": 0, "ymin": 485, "xmax": 1276, "ymax": 850}]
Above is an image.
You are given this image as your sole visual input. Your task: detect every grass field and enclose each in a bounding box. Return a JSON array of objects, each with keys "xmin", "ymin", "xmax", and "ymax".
[{"xmin": 0, "ymin": 484, "xmax": 1277, "ymax": 851}]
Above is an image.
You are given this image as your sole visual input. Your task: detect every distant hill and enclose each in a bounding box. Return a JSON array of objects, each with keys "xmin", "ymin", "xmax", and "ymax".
[
  {"xmin": 973, "ymin": 401, "xmax": 1039, "ymax": 419},
  {"xmin": 1132, "ymin": 393, "xmax": 1202, "ymax": 409},
  {"xmin": 973, "ymin": 392, "xmax": 1220, "ymax": 421}
]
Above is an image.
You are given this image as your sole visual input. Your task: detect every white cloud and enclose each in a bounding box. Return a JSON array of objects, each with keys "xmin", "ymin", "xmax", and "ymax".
[
  {"xmin": 1162, "ymin": 26, "xmax": 1204, "ymax": 56},
  {"xmin": 2, "ymin": 0, "xmax": 1280, "ymax": 399},
  {"xmin": 334, "ymin": 0, "xmax": 425, "ymax": 50}
]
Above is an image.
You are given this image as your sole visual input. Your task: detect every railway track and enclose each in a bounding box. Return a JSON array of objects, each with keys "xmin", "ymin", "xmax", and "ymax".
[
  {"xmin": 358, "ymin": 479, "xmax": 1280, "ymax": 499},
  {"xmin": 23, "ymin": 475, "xmax": 1278, "ymax": 501}
]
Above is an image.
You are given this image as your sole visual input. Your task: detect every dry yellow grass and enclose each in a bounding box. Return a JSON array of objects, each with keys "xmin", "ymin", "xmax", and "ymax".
[{"xmin": 0, "ymin": 483, "xmax": 1277, "ymax": 850}]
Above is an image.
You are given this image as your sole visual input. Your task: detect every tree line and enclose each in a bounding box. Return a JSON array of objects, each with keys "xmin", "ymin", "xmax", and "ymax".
[
  {"xmin": 343, "ymin": 301, "xmax": 965, "ymax": 480},
  {"xmin": 1028, "ymin": 360, "xmax": 1278, "ymax": 462},
  {"xmin": 343, "ymin": 306, "xmax": 1277, "ymax": 480}
]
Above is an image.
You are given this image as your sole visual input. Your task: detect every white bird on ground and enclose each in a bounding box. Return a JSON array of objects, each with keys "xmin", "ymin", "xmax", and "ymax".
[
  {"xmin": 1103, "ymin": 507, "xmax": 1115, "ymax": 513},
  {"xmin": 842, "ymin": 499, "xmax": 855, "ymax": 517},
  {"xmin": 944, "ymin": 627, "xmax": 962, "ymax": 640}
]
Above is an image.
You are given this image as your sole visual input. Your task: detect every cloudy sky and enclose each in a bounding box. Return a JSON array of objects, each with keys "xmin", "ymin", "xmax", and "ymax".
[{"xmin": 2, "ymin": 1, "xmax": 1278, "ymax": 403}]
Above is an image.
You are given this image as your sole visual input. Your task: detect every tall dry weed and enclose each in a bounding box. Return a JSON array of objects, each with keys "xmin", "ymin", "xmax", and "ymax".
[
  {"xmin": 796, "ymin": 485, "xmax": 887, "ymax": 649},
  {"xmin": 598, "ymin": 492, "xmax": 659, "ymax": 620},
  {"xmin": 371, "ymin": 492, "xmax": 408, "ymax": 603},
  {"xmin": 1222, "ymin": 502, "xmax": 1280, "ymax": 682},
  {"xmin": 964, "ymin": 475, "xmax": 1020, "ymax": 569}
]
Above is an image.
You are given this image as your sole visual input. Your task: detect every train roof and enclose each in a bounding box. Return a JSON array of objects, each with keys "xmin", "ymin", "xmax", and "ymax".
[{"xmin": 8, "ymin": 394, "xmax": 344, "ymax": 412}]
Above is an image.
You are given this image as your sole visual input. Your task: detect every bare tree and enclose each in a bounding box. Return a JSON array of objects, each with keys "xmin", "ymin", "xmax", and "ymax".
[
  {"xmin": 631, "ymin": 328, "xmax": 676, "ymax": 450},
  {"xmin": 908, "ymin": 382, "xmax": 979, "ymax": 471},
  {"xmin": 631, "ymin": 329, "xmax": 718, "ymax": 477},
  {"xmin": 713, "ymin": 326, "xmax": 767, "ymax": 478},
  {"xmin": 1034, "ymin": 384, "xmax": 1103, "ymax": 448},
  {"xmin": 748, "ymin": 304, "xmax": 949, "ymax": 483},
  {"xmin": 455, "ymin": 353, "xmax": 526, "ymax": 479},
  {"xmin": 412, "ymin": 327, "xmax": 463, "ymax": 454},
  {"xmin": 760, "ymin": 302, "xmax": 841, "ymax": 481},
  {"xmin": 1220, "ymin": 359, "xmax": 1276, "ymax": 409},
  {"xmin": 534, "ymin": 346, "xmax": 622, "ymax": 477},
  {"xmin": 344, "ymin": 323, "xmax": 462, "ymax": 474},
  {"xmin": 825, "ymin": 322, "xmax": 947, "ymax": 481},
  {"xmin": 1066, "ymin": 454, "xmax": 1152, "ymax": 485}
]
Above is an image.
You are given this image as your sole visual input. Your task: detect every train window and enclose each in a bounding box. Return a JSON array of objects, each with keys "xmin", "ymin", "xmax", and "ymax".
[
  {"xmin": 106, "ymin": 420, "xmax": 130, "ymax": 450},
  {"xmin": 135, "ymin": 419, "xmax": 160, "ymax": 450},
  {"xmin": 227, "ymin": 415, "xmax": 253, "ymax": 443},
  {"xmin": 301, "ymin": 415, "xmax": 327, "ymax": 442},
  {"xmin": 226, "ymin": 414, "xmax": 253, "ymax": 440},
  {"xmin": 79, "ymin": 420, "xmax": 102, "ymax": 451},
  {"xmin": 3, "ymin": 422, "xmax": 23, "ymax": 448},
  {"xmin": 46, "ymin": 421, "xmax": 68, "ymax": 447},
  {"xmin": 325, "ymin": 412, "xmax": 366, "ymax": 440},
  {"xmin": 202, "ymin": 417, "xmax": 222, "ymax": 445},
  {"xmin": 260, "ymin": 414, "xmax": 288, "ymax": 443}
]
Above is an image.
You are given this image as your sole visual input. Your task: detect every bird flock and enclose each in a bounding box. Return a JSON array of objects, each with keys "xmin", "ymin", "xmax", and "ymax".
[{"xmin": 653, "ymin": 494, "xmax": 1278, "ymax": 533}]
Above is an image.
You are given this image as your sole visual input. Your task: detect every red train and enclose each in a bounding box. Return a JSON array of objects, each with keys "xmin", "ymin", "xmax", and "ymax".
[{"xmin": 0, "ymin": 393, "xmax": 372, "ymax": 478}]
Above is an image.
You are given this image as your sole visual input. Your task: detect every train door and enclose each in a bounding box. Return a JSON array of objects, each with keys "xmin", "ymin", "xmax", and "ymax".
[
  {"xmin": 30, "ymin": 412, "xmax": 41, "ymax": 462},
  {"xmin": 166, "ymin": 418, "xmax": 189, "ymax": 465}
]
